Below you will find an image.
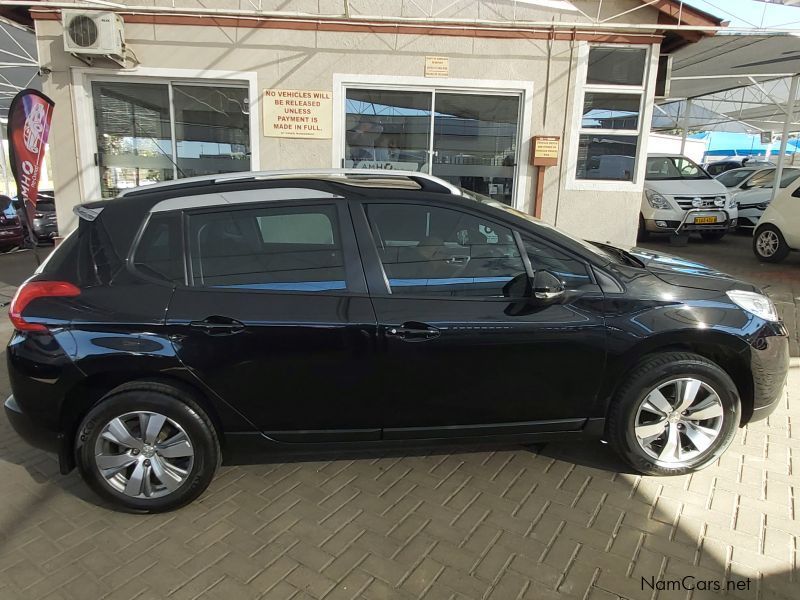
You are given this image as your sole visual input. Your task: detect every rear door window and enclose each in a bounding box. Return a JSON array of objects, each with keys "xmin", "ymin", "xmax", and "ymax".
[{"xmin": 187, "ymin": 204, "xmax": 347, "ymax": 292}]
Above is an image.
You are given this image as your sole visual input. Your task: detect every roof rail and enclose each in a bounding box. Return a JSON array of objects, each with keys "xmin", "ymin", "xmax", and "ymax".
[{"xmin": 119, "ymin": 169, "xmax": 463, "ymax": 198}]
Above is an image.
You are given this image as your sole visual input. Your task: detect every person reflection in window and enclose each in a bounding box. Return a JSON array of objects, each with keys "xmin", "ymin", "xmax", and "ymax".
[{"xmin": 348, "ymin": 119, "xmax": 384, "ymax": 163}]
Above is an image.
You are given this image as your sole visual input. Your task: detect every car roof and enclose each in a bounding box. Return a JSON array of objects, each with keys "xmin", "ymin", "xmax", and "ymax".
[{"xmin": 116, "ymin": 169, "xmax": 462, "ymax": 198}]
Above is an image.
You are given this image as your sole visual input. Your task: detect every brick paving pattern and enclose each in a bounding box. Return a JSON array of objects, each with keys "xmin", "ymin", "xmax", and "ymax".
[{"xmin": 0, "ymin": 236, "xmax": 797, "ymax": 599}]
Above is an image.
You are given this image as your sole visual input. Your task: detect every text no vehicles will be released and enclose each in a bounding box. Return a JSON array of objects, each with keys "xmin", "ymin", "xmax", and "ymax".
[{"xmin": 263, "ymin": 89, "xmax": 333, "ymax": 139}]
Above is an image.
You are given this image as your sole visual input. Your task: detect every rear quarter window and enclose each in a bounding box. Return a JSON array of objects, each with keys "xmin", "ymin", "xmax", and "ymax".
[{"xmin": 132, "ymin": 213, "xmax": 185, "ymax": 284}]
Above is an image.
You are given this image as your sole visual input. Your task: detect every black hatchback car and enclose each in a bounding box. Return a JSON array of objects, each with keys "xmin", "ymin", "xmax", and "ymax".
[{"xmin": 5, "ymin": 170, "xmax": 789, "ymax": 512}]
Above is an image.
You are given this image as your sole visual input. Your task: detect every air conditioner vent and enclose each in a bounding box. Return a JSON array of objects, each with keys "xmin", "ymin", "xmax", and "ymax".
[{"xmin": 62, "ymin": 11, "xmax": 125, "ymax": 58}]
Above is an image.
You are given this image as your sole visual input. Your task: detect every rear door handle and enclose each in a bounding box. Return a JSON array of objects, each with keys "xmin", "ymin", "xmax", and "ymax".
[
  {"xmin": 189, "ymin": 316, "xmax": 245, "ymax": 335},
  {"xmin": 385, "ymin": 322, "xmax": 441, "ymax": 342}
]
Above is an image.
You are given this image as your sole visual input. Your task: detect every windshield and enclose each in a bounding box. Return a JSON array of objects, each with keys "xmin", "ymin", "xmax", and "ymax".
[
  {"xmin": 716, "ymin": 168, "xmax": 756, "ymax": 188},
  {"xmin": 461, "ymin": 187, "xmax": 618, "ymax": 264},
  {"xmin": 646, "ymin": 156, "xmax": 710, "ymax": 181}
]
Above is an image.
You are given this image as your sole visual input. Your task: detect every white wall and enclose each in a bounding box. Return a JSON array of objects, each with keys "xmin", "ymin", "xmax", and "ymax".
[{"xmin": 37, "ymin": 0, "xmax": 662, "ymax": 245}]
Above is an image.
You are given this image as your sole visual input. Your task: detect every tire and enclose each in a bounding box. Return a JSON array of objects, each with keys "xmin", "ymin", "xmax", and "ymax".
[
  {"xmin": 75, "ymin": 381, "xmax": 220, "ymax": 512},
  {"xmin": 636, "ymin": 215, "xmax": 649, "ymax": 242},
  {"xmin": 700, "ymin": 231, "xmax": 726, "ymax": 241},
  {"xmin": 606, "ymin": 352, "xmax": 740, "ymax": 476},
  {"xmin": 753, "ymin": 224, "xmax": 790, "ymax": 263}
]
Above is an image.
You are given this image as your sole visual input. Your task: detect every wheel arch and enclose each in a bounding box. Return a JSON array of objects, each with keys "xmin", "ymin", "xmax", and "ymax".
[
  {"xmin": 58, "ymin": 370, "xmax": 252, "ymax": 473},
  {"xmin": 601, "ymin": 331, "xmax": 754, "ymax": 427}
]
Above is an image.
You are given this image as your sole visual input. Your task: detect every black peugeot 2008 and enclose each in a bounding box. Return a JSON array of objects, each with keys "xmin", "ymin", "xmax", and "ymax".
[{"xmin": 4, "ymin": 170, "xmax": 789, "ymax": 512}]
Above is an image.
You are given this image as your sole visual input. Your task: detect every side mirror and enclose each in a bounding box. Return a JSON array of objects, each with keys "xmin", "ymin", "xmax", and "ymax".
[
  {"xmin": 0, "ymin": 195, "xmax": 10, "ymax": 212},
  {"xmin": 502, "ymin": 272, "xmax": 533, "ymax": 298},
  {"xmin": 533, "ymin": 270, "xmax": 566, "ymax": 303}
]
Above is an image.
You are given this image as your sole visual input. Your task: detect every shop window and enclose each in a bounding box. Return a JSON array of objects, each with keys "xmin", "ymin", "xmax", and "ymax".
[
  {"xmin": 345, "ymin": 88, "xmax": 520, "ymax": 206},
  {"xmin": 366, "ymin": 203, "xmax": 526, "ymax": 297},
  {"xmin": 575, "ymin": 47, "xmax": 647, "ymax": 183},
  {"xmin": 187, "ymin": 205, "xmax": 346, "ymax": 292},
  {"xmin": 92, "ymin": 81, "xmax": 250, "ymax": 199}
]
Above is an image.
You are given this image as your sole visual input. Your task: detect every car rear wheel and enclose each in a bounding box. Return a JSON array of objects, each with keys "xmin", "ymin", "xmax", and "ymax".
[
  {"xmin": 754, "ymin": 225, "xmax": 790, "ymax": 263},
  {"xmin": 700, "ymin": 230, "xmax": 726, "ymax": 241},
  {"xmin": 607, "ymin": 352, "xmax": 740, "ymax": 476},
  {"xmin": 75, "ymin": 381, "xmax": 220, "ymax": 512}
]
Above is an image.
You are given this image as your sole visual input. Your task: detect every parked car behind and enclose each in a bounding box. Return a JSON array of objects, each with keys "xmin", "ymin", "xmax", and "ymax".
[
  {"xmin": 753, "ymin": 174, "xmax": 800, "ymax": 262},
  {"xmin": 640, "ymin": 154, "xmax": 737, "ymax": 241},
  {"xmin": 6, "ymin": 170, "xmax": 789, "ymax": 512},
  {"xmin": 703, "ymin": 158, "xmax": 773, "ymax": 177},
  {"xmin": 12, "ymin": 191, "xmax": 58, "ymax": 243},
  {"xmin": 0, "ymin": 195, "xmax": 24, "ymax": 252},
  {"xmin": 716, "ymin": 167, "xmax": 800, "ymax": 229}
]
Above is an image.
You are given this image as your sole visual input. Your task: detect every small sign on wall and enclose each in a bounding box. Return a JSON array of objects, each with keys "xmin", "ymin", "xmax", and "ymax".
[
  {"xmin": 263, "ymin": 89, "xmax": 333, "ymax": 138},
  {"xmin": 425, "ymin": 56, "xmax": 449, "ymax": 78},
  {"xmin": 531, "ymin": 136, "xmax": 560, "ymax": 166}
]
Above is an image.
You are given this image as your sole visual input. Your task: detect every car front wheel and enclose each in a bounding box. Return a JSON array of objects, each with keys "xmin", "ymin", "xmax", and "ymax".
[
  {"xmin": 75, "ymin": 381, "xmax": 220, "ymax": 512},
  {"xmin": 607, "ymin": 352, "xmax": 740, "ymax": 476},
  {"xmin": 754, "ymin": 225, "xmax": 790, "ymax": 263}
]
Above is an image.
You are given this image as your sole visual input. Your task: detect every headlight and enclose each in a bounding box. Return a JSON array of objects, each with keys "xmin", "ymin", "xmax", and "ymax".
[
  {"xmin": 727, "ymin": 195, "xmax": 736, "ymax": 209},
  {"xmin": 726, "ymin": 290, "xmax": 779, "ymax": 321},
  {"xmin": 645, "ymin": 189, "xmax": 670, "ymax": 209},
  {"xmin": 714, "ymin": 197, "xmax": 726, "ymax": 207}
]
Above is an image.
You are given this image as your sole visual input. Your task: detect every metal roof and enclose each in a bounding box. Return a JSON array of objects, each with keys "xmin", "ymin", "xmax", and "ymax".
[
  {"xmin": 0, "ymin": 18, "xmax": 39, "ymax": 122},
  {"xmin": 657, "ymin": 33, "xmax": 800, "ymax": 133}
]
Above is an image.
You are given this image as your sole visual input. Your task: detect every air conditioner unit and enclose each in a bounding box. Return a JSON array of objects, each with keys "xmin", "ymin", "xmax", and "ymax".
[{"xmin": 62, "ymin": 11, "xmax": 125, "ymax": 57}]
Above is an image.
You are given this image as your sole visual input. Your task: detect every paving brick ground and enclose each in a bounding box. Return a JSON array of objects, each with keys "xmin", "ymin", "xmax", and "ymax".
[{"xmin": 0, "ymin": 236, "xmax": 798, "ymax": 600}]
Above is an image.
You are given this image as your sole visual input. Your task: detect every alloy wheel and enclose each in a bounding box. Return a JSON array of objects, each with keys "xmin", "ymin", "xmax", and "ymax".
[
  {"xmin": 634, "ymin": 378, "xmax": 724, "ymax": 464},
  {"xmin": 94, "ymin": 411, "xmax": 195, "ymax": 499},
  {"xmin": 756, "ymin": 230, "xmax": 779, "ymax": 257}
]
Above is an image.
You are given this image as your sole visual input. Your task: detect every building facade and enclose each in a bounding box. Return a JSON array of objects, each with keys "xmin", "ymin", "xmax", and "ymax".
[{"xmin": 3, "ymin": 0, "xmax": 719, "ymax": 246}]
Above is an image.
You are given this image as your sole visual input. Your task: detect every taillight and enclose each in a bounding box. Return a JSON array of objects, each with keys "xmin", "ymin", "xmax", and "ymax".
[{"xmin": 8, "ymin": 281, "xmax": 80, "ymax": 332}]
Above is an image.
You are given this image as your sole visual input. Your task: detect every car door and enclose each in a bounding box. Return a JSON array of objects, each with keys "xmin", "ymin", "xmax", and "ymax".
[
  {"xmin": 166, "ymin": 195, "xmax": 380, "ymax": 442},
  {"xmin": 351, "ymin": 197, "xmax": 607, "ymax": 440}
]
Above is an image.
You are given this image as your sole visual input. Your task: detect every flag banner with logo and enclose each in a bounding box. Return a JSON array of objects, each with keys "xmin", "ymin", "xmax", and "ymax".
[{"xmin": 7, "ymin": 89, "xmax": 54, "ymax": 216}]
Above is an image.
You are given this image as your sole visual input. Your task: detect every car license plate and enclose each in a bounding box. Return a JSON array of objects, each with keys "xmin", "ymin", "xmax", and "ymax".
[{"xmin": 694, "ymin": 216, "xmax": 717, "ymax": 224}]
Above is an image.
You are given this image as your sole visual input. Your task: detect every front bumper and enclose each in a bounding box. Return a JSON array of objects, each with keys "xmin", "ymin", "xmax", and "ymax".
[
  {"xmin": 747, "ymin": 322, "xmax": 790, "ymax": 423},
  {"xmin": 4, "ymin": 395, "xmax": 62, "ymax": 454},
  {"xmin": 644, "ymin": 218, "xmax": 737, "ymax": 233}
]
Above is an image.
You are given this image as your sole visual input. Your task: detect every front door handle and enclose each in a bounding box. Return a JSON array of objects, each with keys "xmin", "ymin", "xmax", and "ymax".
[
  {"xmin": 386, "ymin": 322, "xmax": 441, "ymax": 342},
  {"xmin": 189, "ymin": 316, "xmax": 245, "ymax": 335}
]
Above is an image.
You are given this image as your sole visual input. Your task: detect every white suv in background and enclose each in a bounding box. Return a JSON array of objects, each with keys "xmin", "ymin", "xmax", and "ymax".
[
  {"xmin": 753, "ymin": 175, "xmax": 800, "ymax": 263},
  {"xmin": 639, "ymin": 154, "xmax": 737, "ymax": 242}
]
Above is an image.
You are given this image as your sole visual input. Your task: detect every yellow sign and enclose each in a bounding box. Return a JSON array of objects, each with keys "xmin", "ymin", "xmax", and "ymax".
[
  {"xmin": 263, "ymin": 89, "xmax": 332, "ymax": 139},
  {"xmin": 531, "ymin": 136, "xmax": 560, "ymax": 166},
  {"xmin": 425, "ymin": 56, "xmax": 449, "ymax": 78},
  {"xmin": 534, "ymin": 137, "xmax": 559, "ymax": 159}
]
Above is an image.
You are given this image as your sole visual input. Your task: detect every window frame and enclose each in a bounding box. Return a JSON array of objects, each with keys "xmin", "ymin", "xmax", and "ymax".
[
  {"xmin": 332, "ymin": 74, "xmax": 534, "ymax": 211},
  {"xmin": 352, "ymin": 197, "xmax": 542, "ymax": 301},
  {"xmin": 141, "ymin": 199, "xmax": 366, "ymax": 296},
  {"xmin": 73, "ymin": 67, "xmax": 260, "ymax": 202},
  {"xmin": 566, "ymin": 43, "xmax": 656, "ymax": 192}
]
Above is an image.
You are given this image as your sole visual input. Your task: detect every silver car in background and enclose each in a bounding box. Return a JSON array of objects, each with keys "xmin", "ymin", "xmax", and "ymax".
[{"xmin": 716, "ymin": 167, "xmax": 800, "ymax": 229}]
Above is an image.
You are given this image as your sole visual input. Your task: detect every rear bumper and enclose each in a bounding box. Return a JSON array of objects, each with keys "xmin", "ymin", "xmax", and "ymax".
[
  {"xmin": 747, "ymin": 323, "xmax": 790, "ymax": 423},
  {"xmin": 0, "ymin": 229, "xmax": 23, "ymax": 247},
  {"xmin": 4, "ymin": 395, "xmax": 62, "ymax": 454}
]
